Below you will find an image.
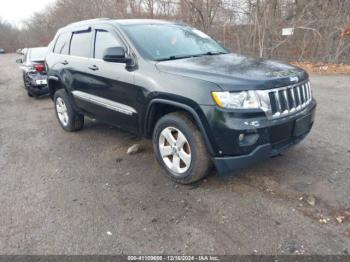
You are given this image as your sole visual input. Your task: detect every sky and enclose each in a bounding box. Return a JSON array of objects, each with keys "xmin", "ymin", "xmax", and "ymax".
[{"xmin": 0, "ymin": 0, "xmax": 56, "ymax": 27}]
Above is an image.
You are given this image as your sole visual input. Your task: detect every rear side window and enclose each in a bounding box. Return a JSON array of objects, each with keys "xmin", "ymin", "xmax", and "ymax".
[
  {"xmin": 70, "ymin": 31, "xmax": 92, "ymax": 58},
  {"xmin": 94, "ymin": 30, "xmax": 123, "ymax": 59},
  {"xmin": 54, "ymin": 32, "xmax": 71, "ymax": 55}
]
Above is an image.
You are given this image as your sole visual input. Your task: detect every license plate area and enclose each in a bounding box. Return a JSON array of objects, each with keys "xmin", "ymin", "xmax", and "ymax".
[
  {"xmin": 269, "ymin": 122, "xmax": 293, "ymax": 143},
  {"xmin": 294, "ymin": 114, "xmax": 312, "ymax": 137},
  {"xmin": 36, "ymin": 79, "xmax": 47, "ymax": 85}
]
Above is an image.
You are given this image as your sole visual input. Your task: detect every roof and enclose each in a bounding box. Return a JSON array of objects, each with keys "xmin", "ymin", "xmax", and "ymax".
[
  {"xmin": 65, "ymin": 18, "xmax": 174, "ymax": 28},
  {"xmin": 112, "ymin": 19, "xmax": 173, "ymax": 25},
  {"xmin": 58, "ymin": 18, "xmax": 182, "ymax": 35},
  {"xmin": 66, "ymin": 18, "xmax": 111, "ymax": 27}
]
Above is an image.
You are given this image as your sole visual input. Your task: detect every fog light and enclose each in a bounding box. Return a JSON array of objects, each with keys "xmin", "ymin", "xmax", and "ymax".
[{"xmin": 238, "ymin": 133, "xmax": 260, "ymax": 146}]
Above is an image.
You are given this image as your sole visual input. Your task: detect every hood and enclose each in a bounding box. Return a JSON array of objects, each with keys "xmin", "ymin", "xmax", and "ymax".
[{"xmin": 155, "ymin": 53, "xmax": 308, "ymax": 91}]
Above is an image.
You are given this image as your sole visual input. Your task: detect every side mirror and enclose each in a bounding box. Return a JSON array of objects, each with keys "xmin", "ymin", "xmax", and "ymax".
[
  {"xmin": 16, "ymin": 58, "xmax": 23, "ymax": 64},
  {"xmin": 103, "ymin": 47, "xmax": 127, "ymax": 63}
]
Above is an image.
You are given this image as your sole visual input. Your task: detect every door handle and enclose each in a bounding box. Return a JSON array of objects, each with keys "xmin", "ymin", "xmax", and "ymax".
[
  {"xmin": 61, "ymin": 60, "xmax": 69, "ymax": 65},
  {"xmin": 88, "ymin": 65, "xmax": 99, "ymax": 71}
]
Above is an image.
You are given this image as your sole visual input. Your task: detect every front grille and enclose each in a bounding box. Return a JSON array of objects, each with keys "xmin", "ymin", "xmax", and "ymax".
[{"xmin": 267, "ymin": 81, "xmax": 312, "ymax": 119}]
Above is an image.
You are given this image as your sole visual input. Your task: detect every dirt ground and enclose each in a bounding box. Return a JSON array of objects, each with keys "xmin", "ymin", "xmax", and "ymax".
[
  {"xmin": 292, "ymin": 62, "xmax": 350, "ymax": 75},
  {"xmin": 0, "ymin": 53, "xmax": 349, "ymax": 255}
]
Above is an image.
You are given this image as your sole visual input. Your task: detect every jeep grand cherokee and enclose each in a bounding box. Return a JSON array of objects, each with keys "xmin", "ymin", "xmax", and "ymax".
[{"xmin": 46, "ymin": 19, "xmax": 316, "ymax": 184}]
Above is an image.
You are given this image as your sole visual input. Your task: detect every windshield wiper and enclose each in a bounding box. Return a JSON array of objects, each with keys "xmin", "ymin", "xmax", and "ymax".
[
  {"xmin": 197, "ymin": 51, "xmax": 228, "ymax": 57},
  {"xmin": 156, "ymin": 55, "xmax": 195, "ymax": 61},
  {"xmin": 156, "ymin": 51, "xmax": 227, "ymax": 61}
]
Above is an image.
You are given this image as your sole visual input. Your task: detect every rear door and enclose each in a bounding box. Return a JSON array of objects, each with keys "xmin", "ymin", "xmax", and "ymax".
[
  {"xmin": 72, "ymin": 24, "xmax": 138, "ymax": 134},
  {"xmin": 46, "ymin": 30, "xmax": 71, "ymax": 77},
  {"xmin": 67, "ymin": 28, "xmax": 97, "ymax": 115}
]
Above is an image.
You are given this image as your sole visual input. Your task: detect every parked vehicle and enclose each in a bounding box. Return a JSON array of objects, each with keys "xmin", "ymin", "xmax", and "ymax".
[
  {"xmin": 0, "ymin": 48, "xmax": 5, "ymax": 54},
  {"xmin": 16, "ymin": 47, "xmax": 49, "ymax": 97},
  {"xmin": 46, "ymin": 19, "xmax": 316, "ymax": 184},
  {"xmin": 21, "ymin": 48, "xmax": 28, "ymax": 55}
]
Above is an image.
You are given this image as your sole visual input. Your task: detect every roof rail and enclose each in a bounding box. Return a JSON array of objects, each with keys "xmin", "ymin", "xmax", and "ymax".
[{"xmin": 67, "ymin": 18, "xmax": 111, "ymax": 27}]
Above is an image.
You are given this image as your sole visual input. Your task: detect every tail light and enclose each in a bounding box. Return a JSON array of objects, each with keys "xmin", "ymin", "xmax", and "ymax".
[{"xmin": 34, "ymin": 64, "xmax": 45, "ymax": 72}]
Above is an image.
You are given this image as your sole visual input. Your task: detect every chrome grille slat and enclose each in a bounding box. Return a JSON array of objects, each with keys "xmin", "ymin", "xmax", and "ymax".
[
  {"xmin": 300, "ymin": 85, "xmax": 304, "ymax": 104},
  {"xmin": 297, "ymin": 86, "xmax": 302, "ymax": 108},
  {"xmin": 274, "ymin": 91, "xmax": 281, "ymax": 113},
  {"xmin": 305, "ymin": 84, "xmax": 309, "ymax": 101},
  {"xmin": 306, "ymin": 83, "xmax": 310, "ymax": 101},
  {"xmin": 283, "ymin": 89, "xmax": 290, "ymax": 111},
  {"xmin": 266, "ymin": 81, "xmax": 312, "ymax": 119},
  {"xmin": 302, "ymin": 84, "xmax": 307, "ymax": 105},
  {"xmin": 290, "ymin": 87, "xmax": 296, "ymax": 110}
]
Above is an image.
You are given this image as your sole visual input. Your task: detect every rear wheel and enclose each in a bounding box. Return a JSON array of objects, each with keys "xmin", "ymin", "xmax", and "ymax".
[
  {"xmin": 153, "ymin": 112, "xmax": 212, "ymax": 184},
  {"xmin": 23, "ymin": 73, "xmax": 35, "ymax": 97},
  {"xmin": 23, "ymin": 73, "xmax": 30, "ymax": 89},
  {"xmin": 54, "ymin": 89, "xmax": 84, "ymax": 131}
]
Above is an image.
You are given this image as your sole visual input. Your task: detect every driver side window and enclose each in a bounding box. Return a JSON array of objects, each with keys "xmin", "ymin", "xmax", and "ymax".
[{"xmin": 94, "ymin": 30, "xmax": 124, "ymax": 60}]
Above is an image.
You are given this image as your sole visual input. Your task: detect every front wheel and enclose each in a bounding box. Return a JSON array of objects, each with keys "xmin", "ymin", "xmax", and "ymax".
[
  {"xmin": 153, "ymin": 112, "xmax": 212, "ymax": 184},
  {"xmin": 54, "ymin": 89, "xmax": 84, "ymax": 131}
]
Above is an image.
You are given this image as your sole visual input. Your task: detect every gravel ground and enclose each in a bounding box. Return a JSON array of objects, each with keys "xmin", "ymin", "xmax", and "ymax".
[{"xmin": 0, "ymin": 53, "xmax": 349, "ymax": 255}]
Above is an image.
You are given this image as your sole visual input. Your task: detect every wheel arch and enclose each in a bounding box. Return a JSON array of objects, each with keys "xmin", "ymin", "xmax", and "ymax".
[
  {"xmin": 48, "ymin": 75, "xmax": 64, "ymax": 100},
  {"xmin": 144, "ymin": 99, "xmax": 216, "ymax": 156},
  {"xmin": 48, "ymin": 75, "xmax": 82, "ymax": 114}
]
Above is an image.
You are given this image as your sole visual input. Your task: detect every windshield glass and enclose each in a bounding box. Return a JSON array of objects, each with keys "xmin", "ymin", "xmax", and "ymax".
[
  {"xmin": 29, "ymin": 47, "xmax": 47, "ymax": 61},
  {"xmin": 122, "ymin": 24, "xmax": 228, "ymax": 61}
]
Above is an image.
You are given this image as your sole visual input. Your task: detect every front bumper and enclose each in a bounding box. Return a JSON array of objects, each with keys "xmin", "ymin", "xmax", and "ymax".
[
  {"xmin": 213, "ymin": 131, "xmax": 310, "ymax": 174},
  {"xmin": 200, "ymin": 99, "xmax": 316, "ymax": 175}
]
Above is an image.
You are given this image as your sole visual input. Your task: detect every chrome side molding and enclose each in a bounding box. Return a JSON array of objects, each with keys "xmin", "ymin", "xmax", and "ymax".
[{"xmin": 72, "ymin": 90, "xmax": 137, "ymax": 116}]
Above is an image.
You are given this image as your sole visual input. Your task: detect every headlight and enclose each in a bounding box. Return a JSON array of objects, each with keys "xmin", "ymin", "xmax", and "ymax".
[{"xmin": 212, "ymin": 91, "xmax": 261, "ymax": 109}]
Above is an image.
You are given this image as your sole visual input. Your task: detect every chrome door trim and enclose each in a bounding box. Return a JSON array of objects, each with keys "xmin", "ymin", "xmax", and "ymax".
[{"xmin": 72, "ymin": 90, "xmax": 136, "ymax": 116}]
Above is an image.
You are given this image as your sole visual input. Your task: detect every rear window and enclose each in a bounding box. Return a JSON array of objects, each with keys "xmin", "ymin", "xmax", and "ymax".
[
  {"xmin": 70, "ymin": 31, "xmax": 92, "ymax": 58},
  {"xmin": 54, "ymin": 32, "xmax": 71, "ymax": 55},
  {"xmin": 29, "ymin": 47, "xmax": 47, "ymax": 61}
]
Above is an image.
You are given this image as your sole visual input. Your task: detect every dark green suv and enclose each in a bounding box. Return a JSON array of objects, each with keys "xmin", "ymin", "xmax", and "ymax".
[{"xmin": 46, "ymin": 19, "xmax": 316, "ymax": 184}]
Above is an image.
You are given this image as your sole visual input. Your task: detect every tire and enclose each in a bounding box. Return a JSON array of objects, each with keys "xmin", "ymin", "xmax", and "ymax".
[
  {"xmin": 153, "ymin": 112, "xmax": 212, "ymax": 184},
  {"xmin": 23, "ymin": 73, "xmax": 30, "ymax": 89},
  {"xmin": 54, "ymin": 89, "xmax": 84, "ymax": 131},
  {"xmin": 23, "ymin": 73, "xmax": 35, "ymax": 97}
]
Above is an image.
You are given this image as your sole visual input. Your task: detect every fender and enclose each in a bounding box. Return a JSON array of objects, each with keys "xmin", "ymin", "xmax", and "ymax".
[
  {"xmin": 47, "ymin": 75, "xmax": 81, "ymax": 113},
  {"xmin": 48, "ymin": 75, "xmax": 59, "ymax": 81},
  {"xmin": 145, "ymin": 98, "xmax": 217, "ymax": 156},
  {"xmin": 47, "ymin": 75, "xmax": 60, "ymax": 99}
]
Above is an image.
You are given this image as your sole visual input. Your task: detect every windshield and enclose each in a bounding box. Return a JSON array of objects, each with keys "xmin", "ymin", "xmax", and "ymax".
[
  {"xmin": 29, "ymin": 47, "xmax": 47, "ymax": 61},
  {"xmin": 122, "ymin": 23, "xmax": 228, "ymax": 61}
]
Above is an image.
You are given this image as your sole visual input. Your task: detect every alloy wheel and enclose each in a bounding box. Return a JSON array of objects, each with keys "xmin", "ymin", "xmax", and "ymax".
[
  {"xmin": 158, "ymin": 127, "xmax": 192, "ymax": 175},
  {"xmin": 56, "ymin": 97, "xmax": 69, "ymax": 126}
]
